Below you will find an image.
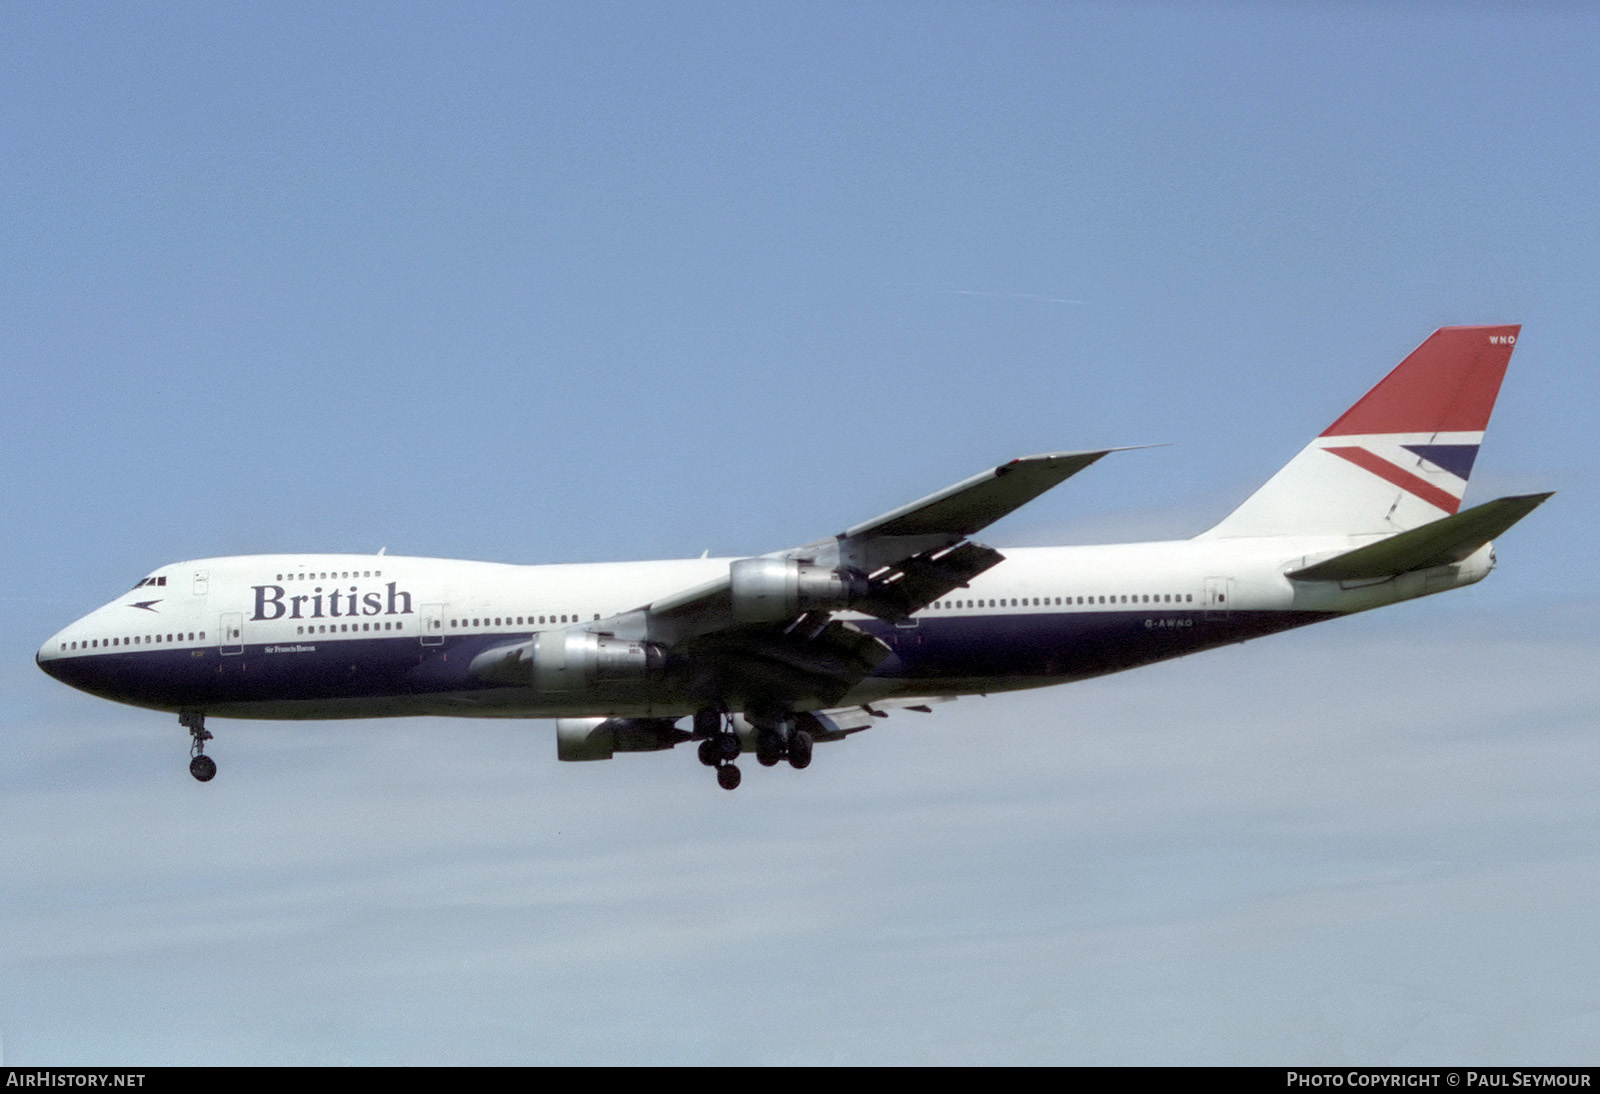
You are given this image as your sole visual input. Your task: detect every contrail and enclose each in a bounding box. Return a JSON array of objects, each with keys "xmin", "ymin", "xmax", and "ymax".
[
  {"xmin": 873, "ymin": 281, "xmax": 1098, "ymax": 307},
  {"xmin": 935, "ymin": 288, "xmax": 1095, "ymax": 306}
]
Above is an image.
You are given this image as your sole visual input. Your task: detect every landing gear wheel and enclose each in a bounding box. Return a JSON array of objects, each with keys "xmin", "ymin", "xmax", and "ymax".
[
  {"xmin": 755, "ymin": 730, "xmax": 785, "ymax": 767},
  {"xmin": 716, "ymin": 763, "xmax": 742, "ymax": 791},
  {"xmin": 698, "ymin": 739, "xmax": 720, "ymax": 767},
  {"xmin": 180, "ymin": 712, "xmax": 215, "ymax": 783},
  {"xmin": 717, "ymin": 732, "xmax": 741, "ymax": 761},
  {"xmin": 787, "ymin": 729, "xmax": 813, "ymax": 770}
]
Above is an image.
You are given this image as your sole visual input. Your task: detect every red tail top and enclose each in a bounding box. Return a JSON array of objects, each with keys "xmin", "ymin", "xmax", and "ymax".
[{"xmin": 1321, "ymin": 325, "xmax": 1519, "ymax": 436}]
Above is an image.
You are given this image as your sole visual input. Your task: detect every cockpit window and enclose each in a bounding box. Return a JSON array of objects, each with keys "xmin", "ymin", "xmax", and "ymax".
[{"xmin": 130, "ymin": 576, "xmax": 168, "ymax": 590}]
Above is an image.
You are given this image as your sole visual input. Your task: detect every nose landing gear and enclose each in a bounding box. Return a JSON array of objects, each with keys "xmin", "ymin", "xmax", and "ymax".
[{"xmin": 180, "ymin": 712, "xmax": 215, "ymax": 782}]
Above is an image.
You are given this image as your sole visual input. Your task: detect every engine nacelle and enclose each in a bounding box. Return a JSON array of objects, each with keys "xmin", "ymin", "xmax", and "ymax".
[
  {"xmin": 534, "ymin": 631, "xmax": 664, "ymax": 692},
  {"xmin": 729, "ymin": 557, "xmax": 869, "ymax": 623},
  {"xmin": 557, "ymin": 717, "xmax": 690, "ymax": 761},
  {"xmin": 468, "ymin": 633, "xmax": 665, "ymax": 691}
]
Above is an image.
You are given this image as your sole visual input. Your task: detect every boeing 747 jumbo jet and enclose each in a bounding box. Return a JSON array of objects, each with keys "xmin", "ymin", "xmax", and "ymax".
[{"xmin": 39, "ymin": 326, "xmax": 1549, "ymax": 790}]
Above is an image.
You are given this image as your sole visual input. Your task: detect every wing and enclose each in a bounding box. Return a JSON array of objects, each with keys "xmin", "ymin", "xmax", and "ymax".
[
  {"xmin": 624, "ymin": 450, "xmax": 1121, "ymax": 705},
  {"xmin": 471, "ymin": 449, "xmax": 1126, "ymax": 710},
  {"xmin": 642, "ymin": 449, "xmax": 1120, "ymax": 637}
]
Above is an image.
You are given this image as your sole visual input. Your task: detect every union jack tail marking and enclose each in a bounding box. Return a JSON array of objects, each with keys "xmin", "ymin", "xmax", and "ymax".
[{"xmin": 1200, "ymin": 325, "xmax": 1519, "ymax": 539}]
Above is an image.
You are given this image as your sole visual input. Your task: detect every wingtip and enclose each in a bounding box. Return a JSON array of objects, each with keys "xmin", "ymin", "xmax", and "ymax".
[{"xmin": 1007, "ymin": 444, "xmax": 1165, "ymax": 465}]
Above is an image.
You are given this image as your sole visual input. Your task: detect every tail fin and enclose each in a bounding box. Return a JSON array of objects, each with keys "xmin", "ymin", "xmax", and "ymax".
[{"xmin": 1199, "ymin": 325, "xmax": 1520, "ymax": 539}]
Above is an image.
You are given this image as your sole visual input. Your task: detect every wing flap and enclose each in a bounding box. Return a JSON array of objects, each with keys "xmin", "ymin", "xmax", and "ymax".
[
  {"xmin": 851, "ymin": 541, "xmax": 1005, "ymax": 623},
  {"xmin": 817, "ymin": 695, "xmax": 954, "ymax": 734},
  {"xmin": 680, "ymin": 616, "xmax": 892, "ymax": 709}
]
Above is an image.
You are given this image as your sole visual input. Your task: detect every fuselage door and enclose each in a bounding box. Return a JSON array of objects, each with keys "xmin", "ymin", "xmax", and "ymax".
[
  {"xmin": 1204, "ymin": 577, "xmax": 1233, "ymax": 620},
  {"xmin": 420, "ymin": 603, "xmax": 444, "ymax": 646},
  {"xmin": 220, "ymin": 612, "xmax": 244, "ymax": 655}
]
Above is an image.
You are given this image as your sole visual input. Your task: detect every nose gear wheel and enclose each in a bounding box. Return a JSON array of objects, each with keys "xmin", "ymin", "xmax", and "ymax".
[{"xmin": 180, "ymin": 712, "xmax": 215, "ymax": 782}]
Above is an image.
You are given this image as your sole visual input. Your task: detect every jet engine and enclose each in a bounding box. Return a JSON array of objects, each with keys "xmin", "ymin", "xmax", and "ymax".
[
  {"xmin": 729, "ymin": 557, "xmax": 870, "ymax": 623},
  {"xmin": 557, "ymin": 717, "xmax": 691, "ymax": 761},
  {"xmin": 467, "ymin": 632, "xmax": 665, "ymax": 691},
  {"xmin": 533, "ymin": 631, "xmax": 664, "ymax": 691}
]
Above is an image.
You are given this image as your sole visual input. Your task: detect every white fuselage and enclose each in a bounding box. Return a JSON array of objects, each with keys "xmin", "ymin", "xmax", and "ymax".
[{"xmin": 36, "ymin": 537, "xmax": 1493, "ymax": 721}]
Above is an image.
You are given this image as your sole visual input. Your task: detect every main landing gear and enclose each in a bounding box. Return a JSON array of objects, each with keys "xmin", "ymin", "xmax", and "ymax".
[
  {"xmin": 694, "ymin": 708, "xmax": 742, "ymax": 790},
  {"xmin": 180, "ymin": 712, "xmax": 215, "ymax": 782},
  {"xmin": 693, "ymin": 708, "xmax": 813, "ymax": 790}
]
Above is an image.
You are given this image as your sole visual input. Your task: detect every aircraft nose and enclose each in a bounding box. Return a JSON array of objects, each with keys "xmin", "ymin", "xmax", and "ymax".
[
  {"xmin": 36, "ymin": 618, "xmax": 179, "ymax": 707},
  {"xmin": 37, "ymin": 633, "xmax": 70, "ymax": 682},
  {"xmin": 37, "ymin": 624, "xmax": 110, "ymax": 696}
]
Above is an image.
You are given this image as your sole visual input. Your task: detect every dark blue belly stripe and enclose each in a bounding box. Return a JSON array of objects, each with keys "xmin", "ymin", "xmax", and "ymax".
[{"xmin": 43, "ymin": 607, "xmax": 1338, "ymax": 713}]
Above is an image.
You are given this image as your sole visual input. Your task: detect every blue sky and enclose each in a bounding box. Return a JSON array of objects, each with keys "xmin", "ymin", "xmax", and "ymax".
[{"xmin": 3, "ymin": 2, "xmax": 1596, "ymax": 1064}]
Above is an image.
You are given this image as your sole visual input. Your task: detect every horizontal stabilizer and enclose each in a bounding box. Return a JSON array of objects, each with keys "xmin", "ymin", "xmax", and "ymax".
[{"xmin": 1287, "ymin": 492, "xmax": 1553, "ymax": 582}]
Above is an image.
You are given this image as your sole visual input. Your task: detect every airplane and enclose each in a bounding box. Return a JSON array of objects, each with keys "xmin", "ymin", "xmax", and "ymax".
[{"xmin": 37, "ymin": 325, "xmax": 1550, "ymax": 790}]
